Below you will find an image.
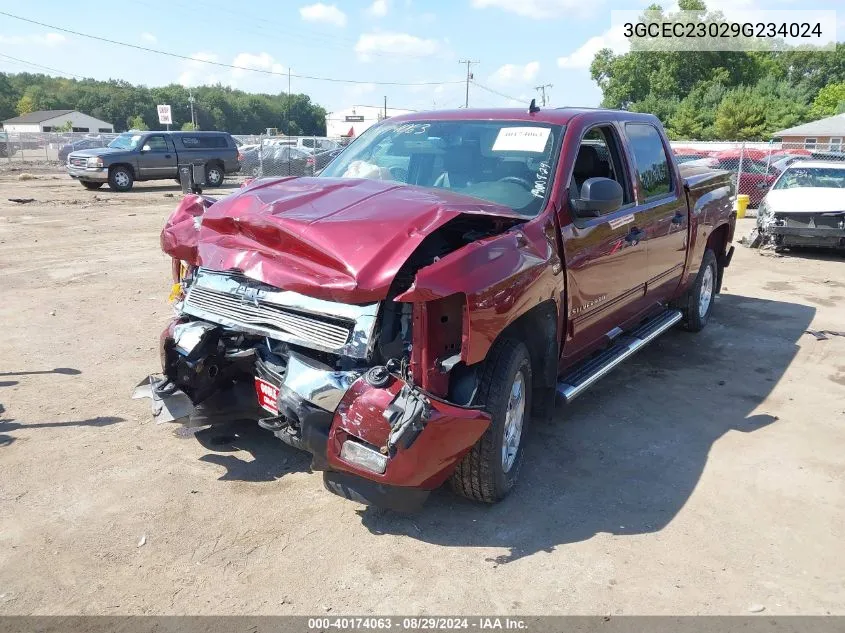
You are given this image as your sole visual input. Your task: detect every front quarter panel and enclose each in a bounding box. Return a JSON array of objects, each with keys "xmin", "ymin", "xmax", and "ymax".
[{"xmin": 396, "ymin": 218, "xmax": 561, "ymax": 365}]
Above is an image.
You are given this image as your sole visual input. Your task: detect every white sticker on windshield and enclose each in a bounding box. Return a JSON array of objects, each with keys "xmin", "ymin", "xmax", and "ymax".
[{"xmin": 492, "ymin": 127, "xmax": 551, "ymax": 153}]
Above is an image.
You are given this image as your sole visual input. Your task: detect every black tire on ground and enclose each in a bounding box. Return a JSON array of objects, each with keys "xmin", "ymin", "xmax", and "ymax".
[
  {"xmin": 205, "ymin": 163, "xmax": 224, "ymax": 187},
  {"xmin": 681, "ymin": 248, "xmax": 718, "ymax": 332},
  {"xmin": 81, "ymin": 181, "xmax": 104, "ymax": 190},
  {"xmin": 451, "ymin": 338, "xmax": 532, "ymax": 503},
  {"xmin": 107, "ymin": 166, "xmax": 134, "ymax": 192}
]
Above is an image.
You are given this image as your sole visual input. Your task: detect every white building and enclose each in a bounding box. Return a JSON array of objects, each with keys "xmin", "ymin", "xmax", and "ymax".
[
  {"xmin": 325, "ymin": 105, "xmax": 414, "ymax": 139},
  {"xmin": 1, "ymin": 110, "xmax": 114, "ymax": 134}
]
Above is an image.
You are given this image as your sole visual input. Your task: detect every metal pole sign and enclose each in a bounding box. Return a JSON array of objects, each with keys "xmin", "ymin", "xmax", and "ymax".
[{"xmin": 157, "ymin": 104, "xmax": 172, "ymax": 126}]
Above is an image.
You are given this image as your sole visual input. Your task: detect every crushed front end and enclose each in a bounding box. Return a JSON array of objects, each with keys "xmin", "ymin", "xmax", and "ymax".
[{"xmin": 137, "ymin": 264, "xmax": 491, "ymax": 511}]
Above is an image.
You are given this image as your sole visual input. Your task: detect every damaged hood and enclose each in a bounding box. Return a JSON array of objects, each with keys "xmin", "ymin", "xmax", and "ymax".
[
  {"xmin": 163, "ymin": 177, "xmax": 522, "ymax": 303},
  {"xmin": 765, "ymin": 188, "xmax": 845, "ymax": 214}
]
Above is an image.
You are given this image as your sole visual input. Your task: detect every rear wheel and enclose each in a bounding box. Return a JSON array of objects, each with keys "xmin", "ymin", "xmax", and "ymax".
[
  {"xmin": 81, "ymin": 181, "xmax": 103, "ymax": 190},
  {"xmin": 451, "ymin": 339, "xmax": 532, "ymax": 503},
  {"xmin": 682, "ymin": 248, "xmax": 718, "ymax": 332},
  {"xmin": 205, "ymin": 163, "xmax": 224, "ymax": 187},
  {"xmin": 107, "ymin": 166, "xmax": 133, "ymax": 192}
]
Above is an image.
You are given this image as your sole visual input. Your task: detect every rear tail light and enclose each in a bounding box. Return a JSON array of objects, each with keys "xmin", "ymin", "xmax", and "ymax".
[
  {"xmin": 307, "ymin": 156, "xmax": 316, "ymax": 167},
  {"xmin": 237, "ymin": 152, "xmax": 244, "ymax": 162}
]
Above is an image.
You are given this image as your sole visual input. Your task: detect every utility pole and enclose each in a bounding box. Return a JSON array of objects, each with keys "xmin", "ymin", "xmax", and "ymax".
[
  {"xmin": 188, "ymin": 89, "xmax": 196, "ymax": 129},
  {"xmin": 458, "ymin": 59, "xmax": 479, "ymax": 108},
  {"xmin": 384, "ymin": 95, "xmax": 387, "ymax": 119},
  {"xmin": 534, "ymin": 83, "xmax": 552, "ymax": 107}
]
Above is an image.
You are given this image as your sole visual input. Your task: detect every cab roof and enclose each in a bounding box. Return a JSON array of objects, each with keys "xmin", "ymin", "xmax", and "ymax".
[{"xmin": 390, "ymin": 107, "xmax": 660, "ymax": 126}]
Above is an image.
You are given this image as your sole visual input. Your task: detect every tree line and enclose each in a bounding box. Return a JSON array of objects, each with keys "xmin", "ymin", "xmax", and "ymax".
[
  {"xmin": 0, "ymin": 73, "xmax": 327, "ymax": 135},
  {"xmin": 591, "ymin": 0, "xmax": 845, "ymax": 140}
]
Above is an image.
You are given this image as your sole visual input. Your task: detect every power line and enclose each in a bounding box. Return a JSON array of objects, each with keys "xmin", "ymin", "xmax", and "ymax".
[
  {"xmin": 0, "ymin": 11, "xmax": 464, "ymax": 87},
  {"xmin": 470, "ymin": 80, "xmax": 522, "ymax": 104},
  {"xmin": 0, "ymin": 53, "xmax": 86, "ymax": 79}
]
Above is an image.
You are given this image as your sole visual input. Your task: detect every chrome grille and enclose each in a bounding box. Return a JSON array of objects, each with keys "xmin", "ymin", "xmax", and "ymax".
[
  {"xmin": 69, "ymin": 156, "xmax": 87, "ymax": 167},
  {"xmin": 180, "ymin": 268, "xmax": 380, "ymax": 358},
  {"xmin": 186, "ymin": 286, "xmax": 351, "ymax": 350}
]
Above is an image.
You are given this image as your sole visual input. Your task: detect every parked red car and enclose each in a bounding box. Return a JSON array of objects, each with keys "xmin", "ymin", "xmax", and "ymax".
[{"xmin": 137, "ymin": 107, "xmax": 735, "ymax": 511}]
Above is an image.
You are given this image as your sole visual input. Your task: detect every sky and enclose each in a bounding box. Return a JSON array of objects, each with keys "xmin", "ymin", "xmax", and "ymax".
[{"xmin": 0, "ymin": 0, "xmax": 841, "ymax": 118}]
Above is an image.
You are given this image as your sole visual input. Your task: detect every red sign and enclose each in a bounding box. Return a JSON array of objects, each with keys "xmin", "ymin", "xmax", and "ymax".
[{"xmin": 254, "ymin": 377, "xmax": 279, "ymax": 414}]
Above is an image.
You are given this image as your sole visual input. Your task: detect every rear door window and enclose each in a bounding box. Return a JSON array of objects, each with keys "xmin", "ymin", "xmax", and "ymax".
[
  {"xmin": 624, "ymin": 123, "xmax": 673, "ymax": 200},
  {"xmin": 179, "ymin": 135, "xmax": 227, "ymax": 148}
]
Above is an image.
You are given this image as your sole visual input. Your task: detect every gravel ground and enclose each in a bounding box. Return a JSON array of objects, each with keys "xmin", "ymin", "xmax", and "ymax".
[{"xmin": 1, "ymin": 169, "xmax": 843, "ymax": 615}]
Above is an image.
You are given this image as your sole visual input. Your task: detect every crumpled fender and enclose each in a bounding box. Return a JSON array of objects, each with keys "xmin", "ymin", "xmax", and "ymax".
[
  {"xmin": 396, "ymin": 219, "xmax": 561, "ymax": 365},
  {"xmin": 160, "ymin": 194, "xmax": 215, "ymax": 264}
]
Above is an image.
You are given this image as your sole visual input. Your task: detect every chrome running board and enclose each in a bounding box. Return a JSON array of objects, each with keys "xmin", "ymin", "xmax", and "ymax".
[{"xmin": 557, "ymin": 309, "xmax": 683, "ymax": 403}]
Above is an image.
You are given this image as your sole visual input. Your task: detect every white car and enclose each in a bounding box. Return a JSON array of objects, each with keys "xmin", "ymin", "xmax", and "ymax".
[{"xmin": 757, "ymin": 160, "xmax": 845, "ymax": 250}]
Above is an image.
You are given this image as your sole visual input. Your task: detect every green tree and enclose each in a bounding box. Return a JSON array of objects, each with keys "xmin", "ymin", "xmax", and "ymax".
[
  {"xmin": 181, "ymin": 121, "xmax": 197, "ymax": 131},
  {"xmin": 0, "ymin": 71, "xmax": 328, "ymax": 134},
  {"xmin": 53, "ymin": 120, "xmax": 74, "ymax": 132},
  {"xmin": 16, "ymin": 92, "xmax": 36, "ymax": 115},
  {"xmin": 713, "ymin": 87, "xmax": 768, "ymax": 140},
  {"xmin": 127, "ymin": 115, "xmax": 149, "ymax": 131},
  {"xmin": 809, "ymin": 82, "xmax": 845, "ymax": 120}
]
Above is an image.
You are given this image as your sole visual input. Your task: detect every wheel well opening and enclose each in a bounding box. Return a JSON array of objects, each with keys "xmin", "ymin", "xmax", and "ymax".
[
  {"xmin": 707, "ymin": 224, "xmax": 730, "ymax": 293},
  {"xmin": 500, "ymin": 301, "xmax": 558, "ymax": 389},
  {"xmin": 109, "ymin": 163, "xmax": 134, "ymax": 178}
]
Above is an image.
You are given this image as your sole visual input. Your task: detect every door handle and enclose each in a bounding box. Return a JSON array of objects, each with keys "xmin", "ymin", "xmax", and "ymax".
[
  {"xmin": 671, "ymin": 212, "xmax": 684, "ymax": 224},
  {"xmin": 625, "ymin": 227, "xmax": 643, "ymax": 244},
  {"xmin": 165, "ymin": 154, "xmax": 172, "ymax": 159}
]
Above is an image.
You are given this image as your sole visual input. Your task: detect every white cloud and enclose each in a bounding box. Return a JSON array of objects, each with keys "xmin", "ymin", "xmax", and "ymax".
[
  {"xmin": 0, "ymin": 32, "xmax": 66, "ymax": 46},
  {"xmin": 299, "ymin": 3, "xmax": 347, "ymax": 27},
  {"xmin": 557, "ymin": 26, "xmax": 628, "ymax": 69},
  {"xmin": 354, "ymin": 32, "xmax": 440, "ymax": 61},
  {"xmin": 471, "ymin": 0, "xmax": 587, "ymax": 19},
  {"xmin": 232, "ymin": 52, "xmax": 286, "ymax": 78},
  {"xmin": 489, "ymin": 61, "xmax": 540, "ymax": 85},
  {"xmin": 178, "ymin": 52, "xmax": 221, "ymax": 87},
  {"xmin": 140, "ymin": 32, "xmax": 157, "ymax": 43},
  {"xmin": 366, "ymin": 0, "xmax": 389, "ymax": 17}
]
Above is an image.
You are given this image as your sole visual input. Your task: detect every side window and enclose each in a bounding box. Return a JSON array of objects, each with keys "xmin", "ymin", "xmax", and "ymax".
[
  {"xmin": 571, "ymin": 125, "xmax": 633, "ymax": 205},
  {"xmin": 145, "ymin": 135, "xmax": 169, "ymax": 151},
  {"xmin": 625, "ymin": 123, "xmax": 673, "ymax": 200}
]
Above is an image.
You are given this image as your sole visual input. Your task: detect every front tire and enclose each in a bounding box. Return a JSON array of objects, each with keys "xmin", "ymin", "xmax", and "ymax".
[
  {"xmin": 108, "ymin": 166, "xmax": 133, "ymax": 192},
  {"xmin": 682, "ymin": 248, "xmax": 718, "ymax": 332},
  {"xmin": 81, "ymin": 181, "xmax": 103, "ymax": 190},
  {"xmin": 205, "ymin": 163, "xmax": 224, "ymax": 187},
  {"xmin": 451, "ymin": 339, "xmax": 532, "ymax": 503}
]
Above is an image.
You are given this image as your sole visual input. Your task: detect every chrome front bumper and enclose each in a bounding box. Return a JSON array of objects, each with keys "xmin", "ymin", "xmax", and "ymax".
[{"xmin": 67, "ymin": 165, "xmax": 108, "ymax": 181}]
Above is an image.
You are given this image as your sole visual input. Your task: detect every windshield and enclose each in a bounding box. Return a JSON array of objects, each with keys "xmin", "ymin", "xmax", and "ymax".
[
  {"xmin": 773, "ymin": 167, "xmax": 845, "ymax": 190},
  {"xmin": 108, "ymin": 133, "xmax": 143, "ymax": 150},
  {"xmin": 320, "ymin": 120, "xmax": 564, "ymax": 217}
]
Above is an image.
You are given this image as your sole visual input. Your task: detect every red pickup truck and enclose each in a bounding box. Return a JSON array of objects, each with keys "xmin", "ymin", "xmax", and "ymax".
[{"xmin": 136, "ymin": 107, "xmax": 735, "ymax": 511}]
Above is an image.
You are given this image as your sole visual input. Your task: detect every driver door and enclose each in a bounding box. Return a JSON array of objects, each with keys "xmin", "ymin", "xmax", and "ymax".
[
  {"xmin": 559, "ymin": 124, "xmax": 649, "ymax": 364},
  {"xmin": 139, "ymin": 134, "xmax": 177, "ymax": 179}
]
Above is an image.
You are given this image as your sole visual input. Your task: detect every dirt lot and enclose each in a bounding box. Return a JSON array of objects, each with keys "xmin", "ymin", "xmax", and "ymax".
[{"xmin": 1, "ymin": 168, "xmax": 843, "ymax": 616}]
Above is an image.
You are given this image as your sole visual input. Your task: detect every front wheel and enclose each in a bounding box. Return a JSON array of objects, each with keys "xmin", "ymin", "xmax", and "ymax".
[
  {"xmin": 205, "ymin": 163, "xmax": 224, "ymax": 187},
  {"xmin": 451, "ymin": 339, "xmax": 532, "ymax": 503},
  {"xmin": 107, "ymin": 166, "xmax": 134, "ymax": 192},
  {"xmin": 81, "ymin": 181, "xmax": 103, "ymax": 190},
  {"xmin": 681, "ymin": 248, "xmax": 718, "ymax": 332}
]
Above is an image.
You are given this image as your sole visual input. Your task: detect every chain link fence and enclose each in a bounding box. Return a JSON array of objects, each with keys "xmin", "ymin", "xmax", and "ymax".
[
  {"xmin": 0, "ymin": 131, "xmax": 350, "ymax": 181},
  {"xmin": 243, "ymin": 134, "xmax": 349, "ymax": 179},
  {"xmin": 671, "ymin": 141, "xmax": 845, "ymax": 209}
]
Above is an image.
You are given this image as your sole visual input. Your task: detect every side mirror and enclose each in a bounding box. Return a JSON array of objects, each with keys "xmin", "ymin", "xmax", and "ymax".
[
  {"xmin": 573, "ymin": 177, "xmax": 624, "ymax": 217},
  {"xmin": 141, "ymin": 145, "xmax": 151, "ymax": 152}
]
